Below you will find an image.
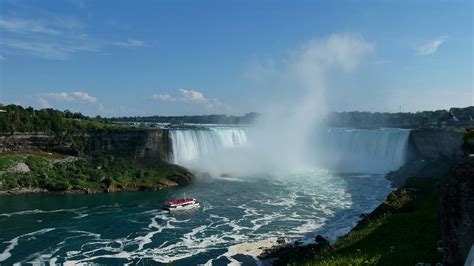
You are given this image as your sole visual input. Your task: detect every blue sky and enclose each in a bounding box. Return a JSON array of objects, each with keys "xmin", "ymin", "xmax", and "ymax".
[{"xmin": 0, "ymin": 0, "xmax": 472, "ymax": 116}]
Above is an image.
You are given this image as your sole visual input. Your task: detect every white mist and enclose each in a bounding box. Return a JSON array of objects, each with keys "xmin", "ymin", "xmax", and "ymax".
[{"xmin": 171, "ymin": 33, "xmax": 375, "ymax": 176}]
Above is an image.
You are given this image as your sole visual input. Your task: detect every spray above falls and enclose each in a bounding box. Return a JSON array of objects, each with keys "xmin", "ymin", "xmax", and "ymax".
[{"xmin": 171, "ymin": 34, "xmax": 378, "ymax": 176}]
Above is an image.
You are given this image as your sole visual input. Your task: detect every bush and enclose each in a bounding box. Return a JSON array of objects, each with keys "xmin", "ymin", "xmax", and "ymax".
[{"xmin": 44, "ymin": 178, "xmax": 70, "ymax": 191}]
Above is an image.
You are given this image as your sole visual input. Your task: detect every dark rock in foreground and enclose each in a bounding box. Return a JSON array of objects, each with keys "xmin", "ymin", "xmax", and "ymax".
[
  {"xmin": 258, "ymin": 235, "xmax": 330, "ymax": 265},
  {"xmin": 440, "ymin": 158, "xmax": 474, "ymax": 266}
]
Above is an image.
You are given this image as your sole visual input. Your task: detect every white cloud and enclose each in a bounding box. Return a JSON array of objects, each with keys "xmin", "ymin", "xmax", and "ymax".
[
  {"xmin": 72, "ymin": 91, "xmax": 97, "ymax": 103},
  {"xmin": 115, "ymin": 39, "xmax": 145, "ymax": 47},
  {"xmin": 37, "ymin": 97, "xmax": 51, "ymax": 108},
  {"xmin": 0, "ymin": 16, "xmax": 146, "ymax": 60},
  {"xmin": 152, "ymin": 93, "xmax": 176, "ymax": 101},
  {"xmin": 179, "ymin": 89, "xmax": 207, "ymax": 102},
  {"xmin": 0, "ymin": 18, "xmax": 59, "ymax": 35},
  {"xmin": 0, "ymin": 16, "xmax": 100, "ymax": 60},
  {"xmin": 37, "ymin": 91, "xmax": 102, "ymax": 113},
  {"xmin": 152, "ymin": 89, "xmax": 229, "ymax": 111},
  {"xmin": 43, "ymin": 91, "xmax": 97, "ymax": 103},
  {"xmin": 45, "ymin": 92, "xmax": 74, "ymax": 101},
  {"xmin": 0, "ymin": 38, "xmax": 100, "ymax": 60},
  {"xmin": 415, "ymin": 37, "xmax": 447, "ymax": 56}
]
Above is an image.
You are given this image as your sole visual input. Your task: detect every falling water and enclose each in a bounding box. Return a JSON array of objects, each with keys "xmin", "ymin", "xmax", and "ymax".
[
  {"xmin": 169, "ymin": 127, "xmax": 249, "ymax": 165},
  {"xmin": 318, "ymin": 128, "xmax": 410, "ymax": 173},
  {"xmin": 169, "ymin": 127, "xmax": 410, "ymax": 174}
]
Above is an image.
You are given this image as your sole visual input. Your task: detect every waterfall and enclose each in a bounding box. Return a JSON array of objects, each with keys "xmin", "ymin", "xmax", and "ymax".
[
  {"xmin": 169, "ymin": 127, "xmax": 249, "ymax": 165},
  {"xmin": 168, "ymin": 126, "xmax": 410, "ymax": 174},
  {"xmin": 319, "ymin": 128, "xmax": 410, "ymax": 173}
]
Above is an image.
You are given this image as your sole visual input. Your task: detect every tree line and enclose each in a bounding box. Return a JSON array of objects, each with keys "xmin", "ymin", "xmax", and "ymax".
[
  {"xmin": 325, "ymin": 107, "xmax": 474, "ymax": 129},
  {"xmin": 0, "ymin": 104, "xmax": 110, "ymax": 134}
]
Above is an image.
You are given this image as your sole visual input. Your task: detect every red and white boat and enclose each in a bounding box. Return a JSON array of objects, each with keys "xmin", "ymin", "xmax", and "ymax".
[{"xmin": 163, "ymin": 196, "xmax": 200, "ymax": 211}]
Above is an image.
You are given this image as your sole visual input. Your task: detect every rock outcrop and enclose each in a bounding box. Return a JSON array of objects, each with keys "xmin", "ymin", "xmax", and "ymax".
[
  {"xmin": 407, "ymin": 128, "xmax": 465, "ymax": 161},
  {"xmin": 386, "ymin": 157, "xmax": 453, "ymax": 187},
  {"xmin": 259, "ymin": 235, "xmax": 331, "ymax": 265},
  {"xmin": 439, "ymin": 159, "xmax": 474, "ymax": 266}
]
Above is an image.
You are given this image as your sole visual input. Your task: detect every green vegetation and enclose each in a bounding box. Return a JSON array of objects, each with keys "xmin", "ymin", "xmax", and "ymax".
[
  {"xmin": 0, "ymin": 155, "xmax": 23, "ymax": 171},
  {"xmin": 0, "ymin": 104, "xmax": 116, "ymax": 134},
  {"xmin": 0, "ymin": 104, "xmax": 167, "ymax": 157},
  {"xmin": 463, "ymin": 128, "xmax": 474, "ymax": 154},
  {"xmin": 326, "ymin": 106, "xmax": 474, "ymax": 129},
  {"xmin": 0, "ymin": 105, "xmax": 193, "ymax": 194},
  {"xmin": 111, "ymin": 112, "xmax": 260, "ymax": 125},
  {"xmin": 294, "ymin": 177, "xmax": 442, "ymax": 266},
  {"xmin": 0, "ymin": 154, "xmax": 189, "ymax": 192}
]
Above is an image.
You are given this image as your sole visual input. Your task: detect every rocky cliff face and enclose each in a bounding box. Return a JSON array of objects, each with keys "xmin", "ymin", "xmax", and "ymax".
[
  {"xmin": 136, "ymin": 129, "xmax": 170, "ymax": 161},
  {"xmin": 439, "ymin": 159, "xmax": 474, "ymax": 266},
  {"xmin": 0, "ymin": 129, "xmax": 170, "ymax": 161},
  {"xmin": 407, "ymin": 128, "xmax": 465, "ymax": 161},
  {"xmin": 82, "ymin": 129, "xmax": 169, "ymax": 160},
  {"xmin": 0, "ymin": 133, "xmax": 73, "ymax": 153}
]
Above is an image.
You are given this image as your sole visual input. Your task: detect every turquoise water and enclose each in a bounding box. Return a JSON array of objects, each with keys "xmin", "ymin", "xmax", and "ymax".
[{"xmin": 0, "ymin": 170, "xmax": 391, "ymax": 265}]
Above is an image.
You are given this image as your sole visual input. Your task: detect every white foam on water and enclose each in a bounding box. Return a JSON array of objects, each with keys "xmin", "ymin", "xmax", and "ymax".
[
  {"xmin": 0, "ymin": 228, "xmax": 55, "ymax": 262},
  {"xmin": 135, "ymin": 214, "xmax": 176, "ymax": 250},
  {"xmin": 292, "ymin": 219, "xmax": 324, "ymax": 236},
  {"xmin": 0, "ymin": 207, "xmax": 88, "ymax": 219},
  {"xmin": 2, "ymin": 165, "xmax": 392, "ymax": 265},
  {"xmin": 204, "ymin": 237, "xmax": 279, "ymax": 266},
  {"xmin": 211, "ymin": 176, "xmax": 250, "ymax": 182}
]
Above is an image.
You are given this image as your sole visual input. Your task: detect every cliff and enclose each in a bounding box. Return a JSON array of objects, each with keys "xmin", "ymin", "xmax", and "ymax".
[
  {"xmin": 439, "ymin": 159, "xmax": 474, "ymax": 266},
  {"xmin": 0, "ymin": 128, "xmax": 194, "ymax": 195},
  {"xmin": 407, "ymin": 128, "xmax": 465, "ymax": 161},
  {"xmin": 0, "ymin": 128, "xmax": 170, "ymax": 162},
  {"xmin": 0, "ymin": 132, "xmax": 70, "ymax": 153}
]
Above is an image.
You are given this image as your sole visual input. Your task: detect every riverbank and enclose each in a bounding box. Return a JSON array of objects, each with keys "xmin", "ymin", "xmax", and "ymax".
[
  {"xmin": 0, "ymin": 153, "xmax": 195, "ymax": 196},
  {"xmin": 263, "ymin": 175, "xmax": 443, "ymax": 265}
]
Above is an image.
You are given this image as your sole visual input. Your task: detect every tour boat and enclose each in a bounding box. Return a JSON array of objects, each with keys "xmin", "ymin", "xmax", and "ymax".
[{"xmin": 163, "ymin": 196, "xmax": 200, "ymax": 211}]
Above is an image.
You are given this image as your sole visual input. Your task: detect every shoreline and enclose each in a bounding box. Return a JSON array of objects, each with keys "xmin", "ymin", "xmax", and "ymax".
[
  {"xmin": 0, "ymin": 163, "xmax": 450, "ymax": 265},
  {"xmin": 0, "ymin": 151, "xmax": 196, "ymax": 197},
  {"xmin": 0, "ymin": 172, "xmax": 195, "ymax": 196},
  {"xmin": 261, "ymin": 164, "xmax": 446, "ymax": 265},
  {"xmin": 0, "ymin": 181, "xmax": 179, "ymax": 196}
]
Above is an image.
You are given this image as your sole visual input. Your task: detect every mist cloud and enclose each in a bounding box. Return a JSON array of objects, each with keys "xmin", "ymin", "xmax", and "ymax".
[{"xmin": 186, "ymin": 33, "xmax": 375, "ymax": 176}]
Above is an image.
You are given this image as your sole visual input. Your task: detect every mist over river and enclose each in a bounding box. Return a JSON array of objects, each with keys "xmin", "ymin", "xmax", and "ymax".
[{"xmin": 0, "ymin": 127, "xmax": 408, "ymax": 265}]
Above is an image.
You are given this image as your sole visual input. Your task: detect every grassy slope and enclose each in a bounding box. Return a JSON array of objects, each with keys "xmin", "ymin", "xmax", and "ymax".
[{"xmin": 295, "ymin": 177, "xmax": 442, "ymax": 266}]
